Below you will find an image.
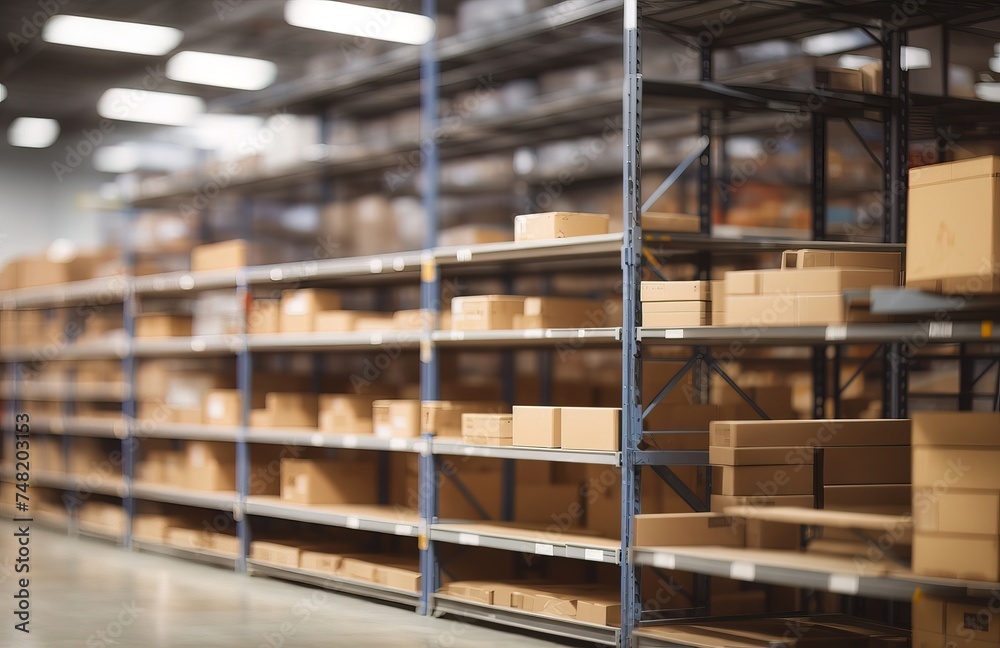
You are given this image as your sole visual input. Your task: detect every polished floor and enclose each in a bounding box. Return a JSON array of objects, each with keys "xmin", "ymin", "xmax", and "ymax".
[{"xmin": 0, "ymin": 522, "xmax": 577, "ymax": 647}]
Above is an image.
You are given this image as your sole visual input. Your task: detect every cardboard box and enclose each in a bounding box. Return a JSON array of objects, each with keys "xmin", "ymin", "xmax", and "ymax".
[
  {"xmin": 913, "ymin": 447, "xmax": 1000, "ymax": 489},
  {"xmin": 353, "ymin": 315, "xmax": 394, "ymax": 331},
  {"xmin": 373, "ymin": 400, "xmax": 421, "ymax": 438},
  {"xmin": 512, "ymin": 406, "xmax": 561, "ymax": 448},
  {"xmin": 914, "ymin": 532, "xmax": 1000, "ymax": 581},
  {"xmin": 760, "ymin": 267, "xmax": 896, "ymax": 294},
  {"xmin": 463, "ymin": 435, "xmax": 513, "ymax": 446},
  {"xmin": 299, "ymin": 550, "xmax": 343, "ymax": 574},
  {"xmin": 634, "ymin": 512, "xmax": 744, "ymax": 547},
  {"xmin": 781, "ymin": 249, "xmax": 901, "ymax": 276},
  {"xmin": 318, "ymin": 394, "xmax": 379, "ymax": 435},
  {"xmin": 279, "ymin": 289, "xmax": 342, "ymax": 333},
  {"xmin": 437, "ymin": 225, "xmax": 510, "ymax": 246},
  {"xmin": 643, "ymin": 301, "xmax": 709, "ymax": 314},
  {"xmin": 339, "ymin": 556, "xmax": 379, "ymax": 582},
  {"xmin": 422, "ymin": 401, "xmax": 508, "ymax": 437},
  {"xmin": 709, "ymin": 419, "xmax": 910, "ymax": 448},
  {"xmin": 745, "ymin": 518, "xmax": 801, "ymax": 550},
  {"xmin": 165, "ymin": 527, "xmax": 211, "ymax": 550},
  {"xmin": 724, "ymin": 270, "xmax": 773, "ymax": 296},
  {"xmin": 913, "ymin": 412, "xmax": 1000, "ymax": 447},
  {"xmin": 280, "ymin": 458, "xmax": 377, "ymax": 505},
  {"xmin": 712, "ymin": 464, "xmax": 814, "ymax": 496},
  {"xmin": 914, "ymin": 489, "xmax": 1000, "ymax": 535},
  {"xmin": 203, "ymin": 390, "xmax": 242, "ymax": 426},
  {"xmin": 518, "ymin": 297, "xmax": 604, "ymax": 329},
  {"xmin": 912, "ymin": 594, "xmax": 947, "ymax": 634},
  {"xmin": 643, "ymin": 212, "xmax": 700, "ymax": 233},
  {"xmin": 251, "ymin": 541, "xmax": 304, "ymax": 568},
  {"xmin": 461, "ymin": 413, "xmax": 512, "ymax": 444},
  {"xmin": 816, "ymin": 66, "xmax": 863, "ymax": 91},
  {"xmin": 374, "ymin": 563, "xmax": 421, "ymax": 592},
  {"xmin": 514, "ymin": 212, "xmax": 609, "ymax": 242},
  {"xmin": 191, "ymin": 239, "xmax": 252, "ymax": 272},
  {"xmin": 710, "ymin": 494, "xmax": 815, "ymax": 512},
  {"xmin": 907, "ymin": 156, "xmax": 1000, "ymax": 293},
  {"xmin": 441, "ymin": 581, "xmax": 495, "ymax": 605},
  {"xmin": 451, "ymin": 295, "xmax": 525, "ymax": 331},
  {"xmin": 210, "ymin": 533, "xmax": 240, "ymax": 555},
  {"xmin": 314, "ymin": 310, "xmax": 376, "ymax": 332},
  {"xmin": 186, "ymin": 441, "xmax": 235, "ymax": 491},
  {"xmin": 560, "ymin": 407, "xmax": 619, "ymax": 451},
  {"xmin": 262, "ymin": 392, "xmax": 318, "ymax": 428},
  {"xmin": 725, "ymin": 294, "xmax": 797, "ymax": 326},
  {"xmin": 710, "ymin": 445, "xmax": 910, "ymax": 485},
  {"xmin": 133, "ymin": 514, "xmax": 184, "ymax": 543},
  {"xmin": 248, "ymin": 300, "xmax": 279, "ymax": 334},
  {"xmin": 641, "ymin": 281, "xmax": 711, "ymax": 302},
  {"xmin": 947, "ymin": 600, "xmax": 1000, "ymax": 643},
  {"xmin": 643, "ymin": 311, "xmax": 711, "ymax": 327},
  {"xmin": 796, "ymin": 293, "xmax": 846, "ymax": 325},
  {"xmin": 576, "ymin": 599, "xmax": 621, "ymax": 626},
  {"xmin": 825, "ymin": 484, "xmax": 910, "ymax": 510},
  {"xmin": 135, "ymin": 314, "xmax": 193, "ymax": 338},
  {"xmin": 860, "ymin": 62, "xmax": 883, "ymax": 94}
]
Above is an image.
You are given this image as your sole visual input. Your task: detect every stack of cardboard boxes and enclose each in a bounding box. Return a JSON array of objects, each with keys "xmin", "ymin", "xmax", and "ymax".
[
  {"xmin": 279, "ymin": 456, "xmax": 379, "ymax": 506},
  {"xmin": 640, "ymin": 280, "xmax": 714, "ymax": 327},
  {"xmin": 451, "ymin": 295, "xmax": 617, "ymax": 331},
  {"xmin": 912, "ymin": 594, "xmax": 1000, "ymax": 648},
  {"xmin": 512, "ymin": 406, "xmax": 621, "ymax": 451},
  {"xmin": 440, "ymin": 580, "xmax": 621, "ymax": 626},
  {"xmin": 136, "ymin": 440, "xmax": 279, "ymax": 496}
]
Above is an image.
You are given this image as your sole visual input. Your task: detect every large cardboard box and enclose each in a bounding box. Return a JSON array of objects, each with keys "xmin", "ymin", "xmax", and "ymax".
[
  {"xmin": 913, "ymin": 412, "xmax": 1000, "ymax": 447},
  {"xmin": 724, "ymin": 294, "xmax": 797, "ymax": 326},
  {"xmin": 947, "ymin": 600, "xmax": 1000, "ymax": 644},
  {"xmin": 191, "ymin": 239, "xmax": 253, "ymax": 272},
  {"xmin": 451, "ymin": 295, "xmax": 525, "ymax": 331},
  {"xmin": 318, "ymin": 394, "xmax": 379, "ymax": 435},
  {"xmin": 280, "ymin": 458, "xmax": 377, "ymax": 505},
  {"xmin": 299, "ymin": 550, "xmax": 343, "ymax": 574},
  {"xmin": 262, "ymin": 392, "xmax": 318, "ymax": 428},
  {"xmin": 514, "ymin": 212, "xmax": 609, "ymax": 242},
  {"xmin": 913, "ymin": 447, "xmax": 1000, "ymax": 490},
  {"xmin": 280, "ymin": 289, "xmax": 342, "ymax": 333},
  {"xmin": 135, "ymin": 314, "xmax": 193, "ymax": 338},
  {"xmin": 709, "ymin": 419, "xmax": 910, "ymax": 448},
  {"xmin": 907, "ymin": 156, "xmax": 1000, "ymax": 293},
  {"xmin": 373, "ymin": 400, "xmax": 421, "ymax": 438},
  {"xmin": 634, "ymin": 512, "xmax": 745, "ymax": 547},
  {"xmin": 461, "ymin": 413, "xmax": 512, "ymax": 444},
  {"xmin": 560, "ymin": 407, "xmax": 619, "ymax": 451},
  {"xmin": 781, "ymin": 249, "xmax": 902, "ymax": 276},
  {"xmin": 709, "ymin": 445, "xmax": 910, "ymax": 485},
  {"xmin": 914, "ymin": 489, "xmax": 1000, "ymax": 535},
  {"xmin": 203, "ymin": 389, "xmax": 242, "ymax": 426},
  {"xmin": 186, "ymin": 441, "xmax": 235, "ymax": 491},
  {"xmin": 516, "ymin": 296, "xmax": 604, "ymax": 329},
  {"xmin": 512, "ymin": 406, "xmax": 561, "ymax": 447},
  {"xmin": 643, "ymin": 310, "xmax": 711, "ymax": 327},
  {"xmin": 913, "ymin": 532, "xmax": 1000, "ymax": 581},
  {"xmin": 711, "ymin": 465, "xmax": 814, "ymax": 496},
  {"xmin": 641, "ymin": 281, "xmax": 711, "ymax": 302},
  {"xmin": 248, "ymin": 300, "xmax": 279, "ymax": 334},
  {"xmin": 760, "ymin": 267, "xmax": 896, "ymax": 294}
]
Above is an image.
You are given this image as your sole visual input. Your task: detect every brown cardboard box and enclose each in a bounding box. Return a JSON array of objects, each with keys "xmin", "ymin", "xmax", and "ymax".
[
  {"xmin": 947, "ymin": 601, "xmax": 1000, "ymax": 643},
  {"xmin": 576, "ymin": 599, "xmax": 621, "ymax": 626},
  {"xmin": 280, "ymin": 458, "xmax": 377, "ymax": 505},
  {"xmin": 642, "ymin": 301, "xmax": 709, "ymax": 314},
  {"xmin": 712, "ymin": 465, "xmax": 814, "ymax": 496},
  {"xmin": 451, "ymin": 295, "xmax": 525, "ymax": 331},
  {"xmin": 796, "ymin": 294, "xmax": 848, "ymax": 325},
  {"xmin": 165, "ymin": 527, "xmax": 212, "ymax": 550},
  {"xmin": 513, "ymin": 406, "xmax": 561, "ymax": 447},
  {"xmin": 441, "ymin": 581, "xmax": 495, "ymax": 604},
  {"xmin": 249, "ymin": 409, "xmax": 273, "ymax": 428},
  {"xmin": 514, "ymin": 483, "xmax": 582, "ymax": 527},
  {"xmin": 825, "ymin": 484, "xmax": 910, "ymax": 510},
  {"xmin": 461, "ymin": 413, "xmax": 512, "ymax": 444},
  {"xmin": 437, "ymin": 225, "xmax": 510, "ymax": 246},
  {"xmin": 463, "ymin": 436, "xmax": 513, "ymax": 446},
  {"xmin": 643, "ymin": 311, "xmax": 711, "ymax": 327},
  {"xmin": 133, "ymin": 514, "xmax": 184, "ymax": 543},
  {"xmin": 314, "ymin": 310, "xmax": 379, "ymax": 332},
  {"xmin": 191, "ymin": 239, "xmax": 252, "ymax": 271},
  {"xmin": 760, "ymin": 267, "xmax": 896, "ymax": 294},
  {"xmin": 422, "ymin": 401, "xmax": 509, "ymax": 437},
  {"xmin": 5, "ymin": 255, "xmax": 70, "ymax": 288},
  {"xmin": 513, "ymin": 212, "xmax": 610, "ymax": 242},
  {"xmin": 318, "ymin": 394, "xmax": 379, "ymax": 435},
  {"xmin": 641, "ymin": 281, "xmax": 711, "ymax": 302},
  {"xmin": 280, "ymin": 289, "xmax": 342, "ymax": 333},
  {"xmin": 560, "ymin": 407, "xmax": 619, "ymax": 451},
  {"xmin": 816, "ymin": 66, "xmax": 863, "ymax": 91},
  {"xmin": 710, "ymin": 494, "xmax": 815, "ymax": 512},
  {"xmin": 913, "ymin": 412, "xmax": 1000, "ymax": 447},
  {"xmin": 709, "ymin": 419, "xmax": 910, "ymax": 448},
  {"xmin": 643, "ymin": 212, "xmax": 700, "ymax": 233},
  {"xmin": 186, "ymin": 441, "xmax": 235, "ymax": 491},
  {"xmin": 634, "ymin": 512, "xmax": 744, "ymax": 547},
  {"xmin": 724, "ymin": 269, "xmax": 774, "ymax": 295},
  {"xmin": 907, "ymin": 156, "xmax": 1000, "ymax": 293},
  {"xmin": 339, "ymin": 556, "xmax": 379, "ymax": 582},
  {"xmin": 745, "ymin": 518, "xmax": 801, "ymax": 550},
  {"xmin": 251, "ymin": 541, "xmax": 305, "ymax": 568},
  {"xmin": 912, "ymin": 594, "xmax": 947, "ymax": 634},
  {"xmin": 725, "ymin": 294, "xmax": 797, "ymax": 326},
  {"xmin": 781, "ymin": 249, "xmax": 901, "ymax": 276},
  {"xmin": 913, "ymin": 447, "xmax": 1000, "ymax": 490},
  {"xmin": 518, "ymin": 296, "xmax": 604, "ymax": 329},
  {"xmin": 914, "ymin": 489, "xmax": 1000, "ymax": 535},
  {"xmin": 248, "ymin": 300, "xmax": 279, "ymax": 334},
  {"xmin": 299, "ymin": 550, "xmax": 343, "ymax": 574},
  {"xmin": 374, "ymin": 562, "xmax": 421, "ymax": 591},
  {"xmin": 353, "ymin": 315, "xmax": 395, "ymax": 331},
  {"xmin": 262, "ymin": 392, "xmax": 318, "ymax": 428},
  {"xmin": 203, "ymin": 390, "xmax": 242, "ymax": 426},
  {"xmin": 914, "ymin": 532, "xmax": 1000, "ymax": 581},
  {"xmin": 210, "ymin": 533, "xmax": 240, "ymax": 555},
  {"xmin": 710, "ymin": 445, "xmax": 909, "ymax": 485},
  {"xmin": 135, "ymin": 314, "xmax": 193, "ymax": 338},
  {"xmin": 373, "ymin": 400, "xmax": 421, "ymax": 438}
]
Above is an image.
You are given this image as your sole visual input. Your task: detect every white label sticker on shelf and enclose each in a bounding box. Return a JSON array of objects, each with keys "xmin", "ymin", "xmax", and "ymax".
[
  {"xmin": 929, "ymin": 321, "xmax": 953, "ymax": 339},
  {"xmin": 457, "ymin": 249, "xmax": 473, "ymax": 262},
  {"xmin": 662, "ymin": 329, "xmax": 684, "ymax": 339},
  {"xmin": 190, "ymin": 339, "xmax": 208, "ymax": 352},
  {"xmin": 178, "ymin": 275, "xmax": 195, "ymax": 291},
  {"xmin": 389, "ymin": 438, "xmax": 407, "ymax": 451},
  {"xmin": 828, "ymin": 574, "xmax": 860, "ymax": 595},
  {"xmin": 269, "ymin": 268, "xmax": 283, "ymax": 281},
  {"xmin": 457, "ymin": 533, "xmax": 480, "ymax": 546},
  {"xmin": 370, "ymin": 333, "xmax": 383, "ymax": 345},
  {"xmin": 652, "ymin": 553, "xmax": 676, "ymax": 570},
  {"xmin": 584, "ymin": 549, "xmax": 605, "ymax": 562},
  {"xmin": 394, "ymin": 524, "xmax": 412, "ymax": 536},
  {"xmin": 825, "ymin": 325, "xmax": 848, "ymax": 341},
  {"xmin": 369, "ymin": 259, "xmax": 384, "ymax": 274},
  {"xmin": 392, "ymin": 257, "xmax": 405, "ymax": 272},
  {"xmin": 534, "ymin": 543, "xmax": 555, "ymax": 556},
  {"xmin": 310, "ymin": 433, "xmax": 325, "ymax": 447},
  {"xmin": 730, "ymin": 561, "xmax": 756, "ymax": 581},
  {"xmin": 346, "ymin": 516, "xmax": 361, "ymax": 529}
]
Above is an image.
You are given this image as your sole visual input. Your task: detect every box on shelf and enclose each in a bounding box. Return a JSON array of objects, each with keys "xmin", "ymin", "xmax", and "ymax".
[
  {"xmin": 373, "ymin": 400, "xmax": 421, "ymax": 438},
  {"xmin": 640, "ymin": 281, "xmax": 711, "ymax": 302},
  {"xmin": 815, "ymin": 66, "xmax": 863, "ymax": 91},
  {"xmin": 709, "ymin": 419, "xmax": 911, "ymax": 448},
  {"xmin": 781, "ymin": 249, "xmax": 902, "ymax": 276},
  {"xmin": 203, "ymin": 390, "xmax": 242, "ymax": 426},
  {"xmin": 248, "ymin": 300, "xmax": 280, "ymax": 334},
  {"xmin": 280, "ymin": 289, "xmax": 342, "ymax": 333},
  {"xmin": 185, "ymin": 441, "xmax": 235, "ymax": 491},
  {"xmin": 319, "ymin": 394, "xmax": 381, "ymax": 435},
  {"xmin": 760, "ymin": 267, "xmax": 896, "ymax": 294},
  {"xmin": 642, "ymin": 212, "xmax": 701, "ymax": 233},
  {"xmin": 135, "ymin": 314, "xmax": 193, "ymax": 338},
  {"xmin": 423, "ymin": 401, "xmax": 509, "ymax": 437},
  {"xmin": 514, "ymin": 296, "xmax": 605, "ymax": 329},
  {"xmin": 437, "ymin": 225, "xmax": 510, "ymax": 247},
  {"xmin": 513, "ymin": 212, "xmax": 610, "ymax": 242},
  {"xmin": 210, "ymin": 533, "xmax": 240, "ymax": 555},
  {"xmin": 133, "ymin": 514, "xmax": 185, "ymax": 543},
  {"xmin": 373, "ymin": 560, "xmax": 421, "ymax": 591},
  {"xmin": 710, "ymin": 445, "xmax": 909, "ymax": 485},
  {"xmin": 451, "ymin": 295, "xmax": 526, "ymax": 331},
  {"xmin": 250, "ymin": 540, "xmax": 316, "ymax": 568},
  {"xmin": 907, "ymin": 156, "xmax": 1000, "ymax": 294},
  {"xmin": 712, "ymin": 464, "xmax": 814, "ymax": 496},
  {"xmin": 512, "ymin": 406, "xmax": 561, "ymax": 448},
  {"xmin": 299, "ymin": 550, "xmax": 343, "ymax": 574},
  {"xmin": 165, "ymin": 527, "xmax": 212, "ymax": 550},
  {"xmin": 314, "ymin": 310, "xmax": 373, "ymax": 333},
  {"xmin": 560, "ymin": 407, "xmax": 620, "ymax": 451},
  {"xmin": 461, "ymin": 413, "xmax": 513, "ymax": 445},
  {"xmin": 191, "ymin": 239, "xmax": 252, "ymax": 272},
  {"xmin": 353, "ymin": 314, "xmax": 395, "ymax": 331},
  {"xmin": 280, "ymin": 458, "xmax": 377, "ymax": 505},
  {"xmin": 634, "ymin": 512, "xmax": 745, "ymax": 547}
]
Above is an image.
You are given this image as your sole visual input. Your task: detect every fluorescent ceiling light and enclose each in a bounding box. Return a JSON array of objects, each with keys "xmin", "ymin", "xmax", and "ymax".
[
  {"xmin": 284, "ymin": 0, "xmax": 435, "ymax": 45},
  {"xmin": 801, "ymin": 29, "xmax": 873, "ymax": 56},
  {"xmin": 0, "ymin": 84, "xmax": 6, "ymax": 103},
  {"xmin": 167, "ymin": 51, "xmax": 277, "ymax": 91},
  {"xmin": 42, "ymin": 15, "xmax": 182, "ymax": 55},
  {"xmin": 902, "ymin": 46, "xmax": 931, "ymax": 71},
  {"xmin": 94, "ymin": 145, "xmax": 141, "ymax": 173},
  {"xmin": 975, "ymin": 82, "xmax": 1000, "ymax": 102},
  {"xmin": 97, "ymin": 88, "xmax": 205, "ymax": 126},
  {"xmin": 837, "ymin": 55, "xmax": 878, "ymax": 70},
  {"xmin": 7, "ymin": 117, "xmax": 60, "ymax": 148}
]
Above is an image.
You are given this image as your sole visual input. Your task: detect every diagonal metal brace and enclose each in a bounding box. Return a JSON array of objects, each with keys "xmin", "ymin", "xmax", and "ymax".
[
  {"xmin": 650, "ymin": 465, "xmax": 709, "ymax": 513},
  {"xmin": 642, "ymin": 247, "xmax": 669, "ymax": 281},
  {"xmin": 642, "ymin": 135, "xmax": 710, "ymax": 214},
  {"xmin": 709, "ymin": 359, "xmax": 770, "ymax": 420},
  {"xmin": 442, "ymin": 470, "xmax": 491, "ymax": 521},
  {"xmin": 643, "ymin": 354, "xmax": 701, "ymax": 421},
  {"xmin": 839, "ymin": 344, "xmax": 884, "ymax": 396}
]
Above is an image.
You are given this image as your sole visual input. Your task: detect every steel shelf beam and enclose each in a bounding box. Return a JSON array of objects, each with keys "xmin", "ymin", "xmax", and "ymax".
[
  {"xmin": 0, "ymin": 276, "xmax": 129, "ymax": 310},
  {"xmin": 431, "ymin": 441, "xmax": 621, "ymax": 465},
  {"xmin": 246, "ymin": 331, "xmax": 420, "ymax": 353},
  {"xmin": 639, "ymin": 322, "xmax": 1000, "ymax": 346},
  {"xmin": 132, "ymin": 336, "xmax": 242, "ymax": 358},
  {"xmin": 0, "ymin": 416, "xmax": 125, "ymax": 438},
  {"xmin": 432, "ymin": 328, "xmax": 621, "ymax": 349},
  {"xmin": 131, "ymin": 483, "xmax": 238, "ymax": 511},
  {"xmin": 430, "ymin": 523, "xmax": 621, "ymax": 564},
  {"xmin": 248, "ymin": 561, "xmax": 420, "ymax": 608},
  {"xmin": 133, "ymin": 540, "xmax": 238, "ymax": 569},
  {"xmin": 246, "ymin": 429, "xmax": 423, "ymax": 453},
  {"xmin": 0, "ymin": 337, "xmax": 128, "ymax": 362},
  {"xmin": 131, "ymin": 422, "xmax": 240, "ymax": 443},
  {"xmin": 244, "ymin": 497, "xmax": 420, "ymax": 537}
]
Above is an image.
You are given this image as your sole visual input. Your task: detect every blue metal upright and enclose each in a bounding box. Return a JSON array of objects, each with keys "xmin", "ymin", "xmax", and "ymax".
[
  {"xmin": 121, "ymin": 209, "xmax": 139, "ymax": 549},
  {"xmin": 235, "ymin": 269, "xmax": 252, "ymax": 573},
  {"xmin": 620, "ymin": 1, "xmax": 643, "ymax": 645},
  {"xmin": 417, "ymin": 0, "xmax": 441, "ymax": 618}
]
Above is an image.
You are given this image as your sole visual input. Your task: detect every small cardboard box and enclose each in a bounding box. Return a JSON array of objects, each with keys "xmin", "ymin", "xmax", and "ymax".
[
  {"xmin": 518, "ymin": 296, "xmax": 604, "ymax": 329},
  {"xmin": 251, "ymin": 541, "xmax": 304, "ymax": 568},
  {"xmin": 711, "ymin": 464, "xmax": 814, "ymax": 496},
  {"xmin": 576, "ymin": 599, "xmax": 621, "ymax": 626},
  {"xmin": 280, "ymin": 458, "xmax": 377, "ymax": 505},
  {"xmin": 185, "ymin": 441, "xmax": 235, "ymax": 491},
  {"xmin": 248, "ymin": 300, "xmax": 279, "ymax": 334},
  {"xmin": 640, "ymin": 281, "xmax": 711, "ymax": 302},
  {"xmin": 913, "ymin": 532, "xmax": 1000, "ymax": 581},
  {"xmin": 191, "ymin": 239, "xmax": 252, "ymax": 272},
  {"xmin": 461, "ymin": 413, "xmax": 513, "ymax": 443},
  {"xmin": 643, "ymin": 311, "xmax": 711, "ymax": 327},
  {"xmin": 263, "ymin": 392, "xmax": 318, "ymax": 428},
  {"xmin": 560, "ymin": 407, "xmax": 620, "ymax": 451},
  {"xmin": 299, "ymin": 550, "xmax": 343, "ymax": 574},
  {"xmin": 512, "ymin": 406, "xmax": 561, "ymax": 448},
  {"xmin": 203, "ymin": 389, "xmax": 242, "ymax": 426},
  {"xmin": 907, "ymin": 156, "xmax": 1000, "ymax": 293},
  {"xmin": 135, "ymin": 314, "xmax": 193, "ymax": 338},
  {"xmin": 373, "ymin": 400, "xmax": 421, "ymax": 438},
  {"xmin": 914, "ymin": 489, "xmax": 1000, "ymax": 535},
  {"xmin": 709, "ymin": 419, "xmax": 910, "ymax": 448},
  {"xmin": 422, "ymin": 401, "xmax": 508, "ymax": 437},
  {"xmin": 451, "ymin": 295, "xmax": 525, "ymax": 331},
  {"xmin": 514, "ymin": 212, "xmax": 609, "ymax": 242},
  {"xmin": 279, "ymin": 289, "xmax": 342, "ymax": 333},
  {"xmin": 634, "ymin": 512, "xmax": 744, "ymax": 547},
  {"xmin": 319, "ymin": 394, "xmax": 379, "ymax": 435}
]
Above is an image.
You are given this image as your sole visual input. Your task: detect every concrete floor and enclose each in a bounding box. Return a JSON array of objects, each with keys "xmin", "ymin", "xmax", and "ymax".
[{"xmin": 0, "ymin": 522, "xmax": 579, "ymax": 648}]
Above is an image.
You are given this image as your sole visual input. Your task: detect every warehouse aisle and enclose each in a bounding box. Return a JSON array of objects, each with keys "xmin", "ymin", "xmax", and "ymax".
[{"xmin": 0, "ymin": 522, "xmax": 573, "ymax": 648}]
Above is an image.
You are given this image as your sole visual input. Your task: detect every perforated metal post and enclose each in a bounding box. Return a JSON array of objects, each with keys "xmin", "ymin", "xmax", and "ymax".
[{"xmin": 235, "ymin": 270, "xmax": 252, "ymax": 573}]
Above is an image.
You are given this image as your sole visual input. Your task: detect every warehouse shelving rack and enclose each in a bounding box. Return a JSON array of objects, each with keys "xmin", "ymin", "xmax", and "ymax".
[{"xmin": 2, "ymin": 1, "xmax": 1000, "ymax": 646}]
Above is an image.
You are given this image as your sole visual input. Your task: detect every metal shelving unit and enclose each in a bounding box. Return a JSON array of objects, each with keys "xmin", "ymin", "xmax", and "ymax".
[
  {"xmin": 133, "ymin": 540, "xmax": 239, "ymax": 569},
  {"xmin": 247, "ymin": 561, "xmax": 420, "ymax": 608},
  {"xmin": 430, "ymin": 523, "xmax": 621, "ymax": 564},
  {"xmin": 245, "ymin": 497, "xmax": 420, "ymax": 536},
  {"xmin": 131, "ymin": 483, "xmax": 238, "ymax": 512}
]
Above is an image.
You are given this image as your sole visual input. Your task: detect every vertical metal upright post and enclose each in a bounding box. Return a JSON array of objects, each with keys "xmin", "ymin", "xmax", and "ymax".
[
  {"xmin": 812, "ymin": 346, "xmax": 827, "ymax": 419},
  {"xmin": 958, "ymin": 344, "xmax": 974, "ymax": 411},
  {"xmin": 235, "ymin": 270, "xmax": 252, "ymax": 573},
  {"xmin": 121, "ymin": 209, "xmax": 138, "ymax": 549},
  {"xmin": 417, "ymin": 0, "xmax": 440, "ymax": 618},
  {"xmin": 621, "ymin": 1, "xmax": 643, "ymax": 645},
  {"xmin": 812, "ymin": 115, "xmax": 827, "ymax": 240},
  {"xmin": 698, "ymin": 48, "xmax": 712, "ymax": 236},
  {"xmin": 832, "ymin": 346, "xmax": 843, "ymax": 418}
]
